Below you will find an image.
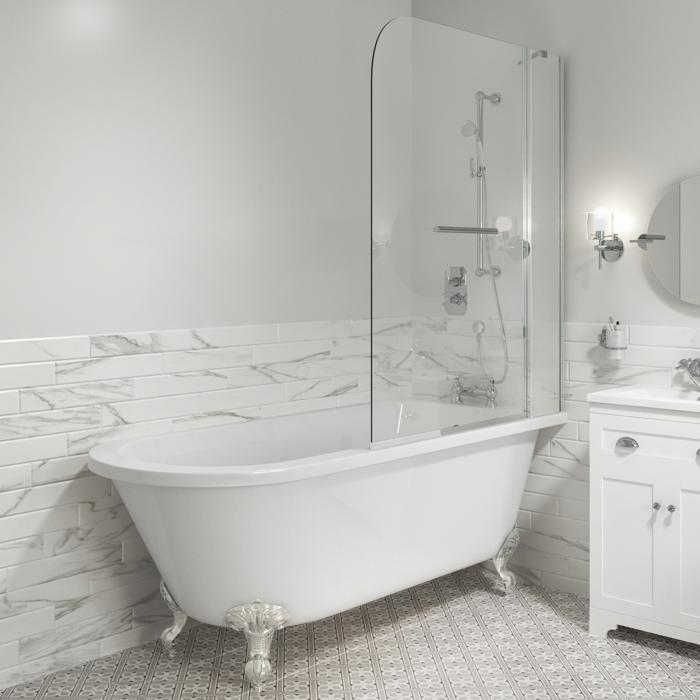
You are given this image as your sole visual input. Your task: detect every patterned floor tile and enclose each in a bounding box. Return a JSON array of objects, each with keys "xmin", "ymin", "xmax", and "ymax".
[{"xmin": 1, "ymin": 567, "xmax": 699, "ymax": 699}]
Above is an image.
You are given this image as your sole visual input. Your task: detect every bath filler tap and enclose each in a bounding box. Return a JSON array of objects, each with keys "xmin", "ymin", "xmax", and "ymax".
[{"xmin": 452, "ymin": 375, "xmax": 497, "ymax": 408}]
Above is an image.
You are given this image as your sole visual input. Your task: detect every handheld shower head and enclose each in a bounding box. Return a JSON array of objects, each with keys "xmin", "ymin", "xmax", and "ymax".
[
  {"xmin": 472, "ymin": 320, "xmax": 486, "ymax": 336},
  {"xmin": 460, "ymin": 120, "xmax": 478, "ymax": 138}
]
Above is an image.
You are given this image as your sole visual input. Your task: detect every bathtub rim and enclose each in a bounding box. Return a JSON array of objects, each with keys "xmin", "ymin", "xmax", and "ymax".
[{"xmin": 88, "ymin": 409, "xmax": 566, "ymax": 488}]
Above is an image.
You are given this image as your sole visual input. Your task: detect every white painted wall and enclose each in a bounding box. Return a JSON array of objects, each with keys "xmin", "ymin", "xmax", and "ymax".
[{"xmin": 0, "ymin": 0, "xmax": 408, "ymax": 340}]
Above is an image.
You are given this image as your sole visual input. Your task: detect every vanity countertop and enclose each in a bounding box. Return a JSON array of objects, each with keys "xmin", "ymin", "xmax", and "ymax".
[{"xmin": 587, "ymin": 385, "xmax": 700, "ymax": 414}]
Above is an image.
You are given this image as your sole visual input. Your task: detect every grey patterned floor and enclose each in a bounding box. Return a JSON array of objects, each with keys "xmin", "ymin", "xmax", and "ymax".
[{"xmin": 2, "ymin": 567, "xmax": 699, "ymax": 700}]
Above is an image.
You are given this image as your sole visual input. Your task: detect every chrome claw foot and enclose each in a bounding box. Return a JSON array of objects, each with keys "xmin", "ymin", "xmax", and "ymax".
[
  {"xmin": 492, "ymin": 526, "xmax": 519, "ymax": 591},
  {"xmin": 225, "ymin": 600, "xmax": 288, "ymax": 690},
  {"xmin": 159, "ymin": 580, "xmax": 187, "ymax": 654}
]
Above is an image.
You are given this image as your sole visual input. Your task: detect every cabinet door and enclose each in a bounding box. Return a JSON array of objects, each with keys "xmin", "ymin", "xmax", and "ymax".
[
  {"xmin": 662, "ymin": 457, "xmax": 700, "ymax": 632},
  {"xmin": 596, "ymin": 475, "xmax": 657, "ymax": 616}
]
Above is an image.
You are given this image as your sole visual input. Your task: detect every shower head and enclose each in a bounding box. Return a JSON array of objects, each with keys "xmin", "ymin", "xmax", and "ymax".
[
  {"xmin": 460, "ymin": 120, "xmax": 478, "ymax": 138},
  {"xmin": 472, "ymin": 320, "xmax": 486, "ymax": 337}
]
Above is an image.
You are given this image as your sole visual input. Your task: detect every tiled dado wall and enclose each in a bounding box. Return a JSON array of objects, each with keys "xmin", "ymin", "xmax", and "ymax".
[
  {"xmin": 0, "ymin": 319, "xmax": 374, "ymax": 688},
  {"xmin": 511, "ymin": 321, "xmax": 700, "ymax": 597}
]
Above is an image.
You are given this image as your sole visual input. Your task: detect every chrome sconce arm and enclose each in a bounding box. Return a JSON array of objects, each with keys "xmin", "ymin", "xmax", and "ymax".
[
  {"xmin": 630, "ymin": 233, "xmax": 666, "ymax": 250},
  {"xmin": 592, "ymin": 230, "xmax": 624, "ymax": 269}
]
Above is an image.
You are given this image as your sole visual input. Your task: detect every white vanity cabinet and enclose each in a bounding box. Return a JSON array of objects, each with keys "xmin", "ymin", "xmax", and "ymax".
[{"xmin": 588, "ymin": 387, "xmax": 700, "ymax": 645}]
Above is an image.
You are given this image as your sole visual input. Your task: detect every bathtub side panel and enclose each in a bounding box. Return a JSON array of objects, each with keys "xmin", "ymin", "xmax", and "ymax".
[{"xmin": 115, "ymin": 431, "xmax": 535, "ymax": 626}]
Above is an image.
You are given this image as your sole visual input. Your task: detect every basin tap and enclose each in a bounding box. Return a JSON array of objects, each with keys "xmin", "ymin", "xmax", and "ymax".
[{"xmin": 677, "ymin": 358, "xmax": 700, "ymax": 393}]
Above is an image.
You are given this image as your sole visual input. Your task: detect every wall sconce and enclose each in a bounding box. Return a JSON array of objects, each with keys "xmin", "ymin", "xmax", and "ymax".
[{"xmin": 586, "ymin": 210, "xmax": 624, "ymax": 269}]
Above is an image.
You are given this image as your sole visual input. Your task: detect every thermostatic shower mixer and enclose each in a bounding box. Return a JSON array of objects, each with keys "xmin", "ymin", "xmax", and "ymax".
[{"xmin": 444, "ymin": 265, "xmax": 467, "ymax": 315}]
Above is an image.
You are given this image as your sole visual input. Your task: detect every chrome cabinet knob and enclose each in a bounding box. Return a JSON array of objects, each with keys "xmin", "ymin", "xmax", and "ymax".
[
  {"xmin": 616, "ymin": 436, "xmax": 639, "ymax": 449},
  {"xmin": 667, "ymin": 504, "xmax": 677, "ymax": 513},
  {"xmin": 652, "ymin": 502, "xmax": 661, "ymax": 511}
]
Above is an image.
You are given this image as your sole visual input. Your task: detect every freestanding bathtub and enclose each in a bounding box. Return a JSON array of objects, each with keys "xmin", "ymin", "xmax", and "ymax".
[{"xmin": 89, "ymin": 400, "xmax": 565, "ymax": 688}]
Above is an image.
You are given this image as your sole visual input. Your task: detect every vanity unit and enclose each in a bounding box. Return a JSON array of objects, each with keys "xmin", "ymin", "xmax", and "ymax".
[{"xmin": 588, "ymin": 386, "xmax": 700, "ymax": 645}]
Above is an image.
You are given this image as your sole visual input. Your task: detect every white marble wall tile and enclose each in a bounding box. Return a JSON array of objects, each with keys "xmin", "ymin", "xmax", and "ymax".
[
  {"xmin": 336, "ymin": 390, "xmax": 371, "ymax": 407},
  {"xmin": 0, "ymin": 477, "xmax": 110, "ymax": 519},
  {"xmin": 43, "ymin": 518, "xmax": 135, "ymax": 559},
  {"xmin": 530, "ymin": 455, "xmax": 588, "ymax": 481},
  {"xmin": 0, "ymin": 465, "xmax": 31, "ymax": 492},
  {"xmin": 7, "ymin": 573, "xmax": 90, "ymax": 605},
  {"xmin": 0, "ymin": 505, "xmax": 79, "ymax": 544},
  {"xmin": 525, "ymin": 473, "xmax": 588, "ymax": 501},
  {"xmin": 0, "ymin": 407, "xmax": 102, "ymax": 442},
  {"xmin": 285, "ymin": 376, "xmax": 359, "ymax": 402},
  {"xmin": 161, "ymin": 346, "xmax": 253, "ymax": 373},
  {"xmin": 0, "ymin": 393, "xmax": 19, "ymax": 417},
  {"xmin": 19, "ymin": 609, "xmax": 131, "ymax": 664},
  {"xmin": 171, "ymin": 409, "xmax": 261, "ymax": 431},
  {"xmin": 55, "ymin": 355, "xmax": 165, "ymax": 384},
  {"xmin": 277, "ymin": 320, "xmax": 353, "ymax": 343},
  {"xmin": 567, "ymin": 361, "xmax": 671, "ymax": 385},
  {"xmin": 31, "ymin": 455, "xmax": 89, "ymax": 486},
  {"xmin": 98, "ymin": 620, "xmax": 163, "ymax": 657},
  {"xmin": 629, "ymin": 324, "xmax": 700, "ymax": 348},
  {"xmin": 221, "ymin": 365, "xmax": 299, "ymax": 387},
  {"xmin": 66, "ymin": 419, "xmax": 172, "ymax": 455},
  {"xmin": 561, "ymin": 400, "xmax": 588, "ymax": 422},
  {"xmin": 0, "ymin": 434, "xmax": 67, "ymax": 468},
  {"xmin": 0, "ymin": 643, "xmax": 18, "ymax": 670},
  {"xmin": 0, "ymin": 606, "xmax": 54, "ymax": 645},
  {"xmin": 87, "ymin": 561, "xmax": 156, "ymax": 594},
  {"xmin": 0, "ymin": 338, "xmax": 89, "ymax": 366},
  {"xmin": 100, "ymin": 393, "xmax": 202, "ymax": 426},
  {"xmin": 0, "ymin": 536, "xmax": 43, "ymax": 569},
  {"xmin": 197, "ymin": 385, "xmax": 286, "ymax": 414},
  {"xmin": 121, "ymin": 534, "xmax": 149, "ymax": 563},
  {"xmin": 76, "ymin": 495, "xmax": 128, "ymax": 528},
  {"xmin": 5, "ymin": 544, "xmax": 122, "ymax": 591},
  {"xmin": 131, "ymin": 371, "xmax": 227, "ymax": 399},
  {"xmin": 194, "ymin": 325, "xmax": 277, "ymax": 348},
  {"xmin": 350, "ymin": 319, "xmax": 371, "ymax": 336},
  {"xmin": 54, "ymin": 576, "xmax": 160, "ymax": 627},
  {"xmin": 0, "ymin": 640, "xmax": 100, "ymax": 690},
  {"xmin": 20, "ymin": 380, "xmax": 134, "ymax": 412},
  {"xmin": 0, "ymin": 364, "xmax": 55, "ymax": 391},
  {"xmin": 562, "ymin": 322, "xmax": 604, "ymax": 343},
  {"xmin": 260, "ymin": 396, "xmax": 339, "ymax": 419},
  {"xmin": 130, "ymin": 586, "xmax": 169, "ymax": 626},
  {"xmin": 531, "ymin": 513, "xmax": 588, "ymax": 541},
  {"xmin": 253, "ymin": 340, "xmax": 332, "ymax": 365}
]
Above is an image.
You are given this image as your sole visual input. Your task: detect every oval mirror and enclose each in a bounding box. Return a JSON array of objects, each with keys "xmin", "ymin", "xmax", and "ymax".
[{"xmin": 645, "ymin": 175, "xmax": 700, "ymax": 305}]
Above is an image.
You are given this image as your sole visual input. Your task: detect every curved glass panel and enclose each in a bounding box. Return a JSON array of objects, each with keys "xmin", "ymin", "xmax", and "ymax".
[{"xmin": 371, "ymin": 18, "xmax": 560, "ymax": 443}]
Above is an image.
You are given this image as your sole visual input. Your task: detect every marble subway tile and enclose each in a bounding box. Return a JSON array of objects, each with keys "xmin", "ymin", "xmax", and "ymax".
[
  {"xmin": 55, "ymin": 354, "xmax": 165, "ymax": 385},
  {"xmin": 0, "ymin": 364, "xmax": 55, "ymax": 392},
  {"xmin": 54, "ymin": 576, "xmax": 160, "ymax": 627},
  {"xmin": 0, "ymin": 477, "xmax": 110, "ymax": 519},
  {"xmin": 77, "ymin": 495, "xmax": 128, "ymax": 528},
  {"xmin": 549, "ymin": 438, "xmax": 589, "ymax": 464},
  {"xmin": 162, "ymin": 346, "xmax": 253, "ymax": 373},
  {"xmin": 31, "ymin": 455, "xmax": 89, "ymax": 485},
  {"xmin": 0, "ymin": 536, "xmax": 43, "ymax": 569},
  {"xmin": 88, "ymin": 560, "xmax": 157, "ymax": 593},
  {"xmin": 0, "ymin": 505, "xmax": 79, "ymax": 544},
  {"xmin": 171, "ymin": 409, "xmax": 260, "ymax": 431},
  {"xmin": 19, "ymin": 609, "xmax": 131, "ymax": 662},
  {"xmin": 0, "ymin": 464, "xmax": 32, "ymax": 492},
  {"xmin": 530, "ymin": 455, "xmax": 588, "ymax": 481},
  {"xmin": 43, "ymin": 518, "xmax": 134, "ymax": 559},
  {"xmin": 520, "ymin": 492, "xmax": 559, "ymax": 515},
  {"xmin": 67, "ymin": 419, "xmax": 172, "ymax": 455},
  {"xmin": 0, "ymin": 337, "xmax": 89, "ymax": 366},
  {"xmin": 20, "ymin": 380, "xmax": 133, "ymax": 412},
  {"xmin": 568, "ymin": 361, "xmax": 671, "ymax": 385},
  {"xmin": 277, "ymin": 320, "xmax": 352, "ymax": 343},
  {"xmin": 261, "ymin": 396, "xmax": 338, "ymax": 418},
  {"xmin": 285, "ymin": 376, "xmax": 359, "ymax": 402},
  {"xmin": 194, "ymin": 324, "xmax": 277, "ymax": 348},
  {"xmin": 559, "ymin": 497, "xmax": 588, "ymax": 521},
  {"xmin": 197, "ymin": 384, "xmax": 286, "ymax": 413},
  {"xmin": 0, "ymin": 640, "xmax": 100, "ymax": 690},
  {"xmin": 0, "ymin": 606, "xmax": 54, "ymax": 645},
  {"xmin": 525, "ymin": 473, "xmax": 589, "ymax": 501},
  {"xmin": 121, "ymin": 535, "xmax": 149, "ymax": 563},
  {"xmin": 221, "ymin": 364, "xmax": 299, "ymax": 387},
  {"xmin": 253, "ymin": 340, "xmax": 332, "ymax": 365},
  {"xmin": 7, "ymin": 573, "xmax": 90, "ymax": 605},
  {"xmin": 132, "ymin": 371, "xmax": 228, "ymax": 399},
  {"xmin": 0, "ymin": 642, "xmax": 18, "ymax": 670},
  {"xmin": 0, "ymin": 434, "xmax": 67, "ymax": 468},
  {"xmin": 101, "ymin": 393, "xmax": 203, "ymax": 426},
  {"xmin": 0, "ymin": 392, "xmax": 19, "ymax": 417},
  {"xmin": 99, "ymin": 620, "xmax": 162, "ymax": 657},
  {"xmin": 6, "ymin": 543, "xmax": 122, "ymax": 591},
  {"xmin": 531, "ymin": 513, "xmax": 588, "ymax": 541},
  {"xmin": 0, "ymin": 406, "xmax": 101, "ymax": 441},
  {"xmin": 517, "ymin": 529, "xmax": 588, "ymax": 561},
  {"xmin": 629, "ymin": 324, "xmax": 700, "ymax": 349},
  {"xmin": 131, "ymin": 586, "xmax": 169, "ymax": 626}
]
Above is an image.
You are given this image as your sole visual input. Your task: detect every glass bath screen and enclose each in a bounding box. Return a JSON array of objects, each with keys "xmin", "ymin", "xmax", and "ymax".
[{"xmin": 371, "ymin": 18, "xmax": 561, "ymax": 443}]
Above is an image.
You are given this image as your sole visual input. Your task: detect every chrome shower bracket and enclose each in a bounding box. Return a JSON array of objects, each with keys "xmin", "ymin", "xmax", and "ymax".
[
  {"xmin": 159, "ymin": 580, "xmax": 188, "ymax": 655},
  {"xmin": 492, "ymin": 526, "xmax": 519, "ymax": 592}
]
